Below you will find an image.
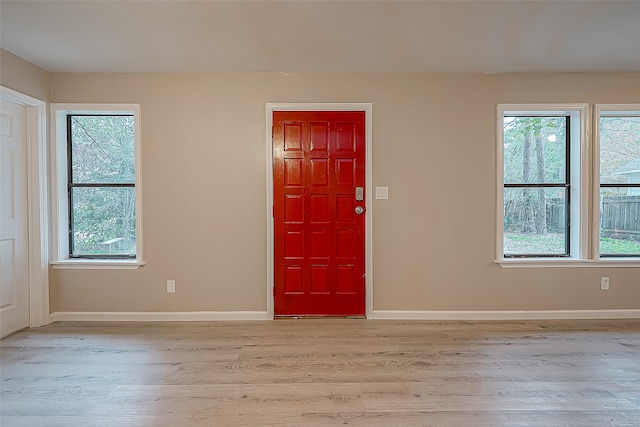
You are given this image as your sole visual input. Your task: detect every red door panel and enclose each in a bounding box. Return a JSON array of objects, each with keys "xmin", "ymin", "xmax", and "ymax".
[{"xmin": 273, "ymin": 111, "xmax": 365, "ymax": 316}]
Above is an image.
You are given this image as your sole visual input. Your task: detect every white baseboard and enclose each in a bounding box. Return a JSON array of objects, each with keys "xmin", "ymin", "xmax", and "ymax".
[
  {"xmin": 48, "ymin": 309, "xmax": 640, "ymax": 323},
  {"xmin": 369, "ymin": 309, "xmax": 640, "ymax": 320},
  {"xmin": 50, "ymin": 311, "xmax": 271, "ymax": 322}
]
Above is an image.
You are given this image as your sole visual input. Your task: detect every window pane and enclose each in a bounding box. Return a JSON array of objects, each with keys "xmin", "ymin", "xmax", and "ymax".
[
  {"xmin": 71, "ymin": 187, "xmax": 136, "ymax": 256},
  {"xmin": 503, "ymin": 116, "xmax": 567, "ymax": 184},
  {"xmin": 600, "ymin": 116, "xmax": 640, "ymax": 185},
  {"xmin": 504, "ymin": 187, "xmax": 567, "ymax": 255},
  {"xmin": 70, "ymin": 115, "xmax": 135, "ymax": 184},
  {"xmin": 600, "ymin": 190, "xmax": 640, "ymax": 256}
]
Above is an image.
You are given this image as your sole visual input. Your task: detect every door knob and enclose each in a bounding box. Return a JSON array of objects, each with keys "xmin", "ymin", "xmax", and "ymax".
[{"xmin": 355, "ymin": 206, "xmax": 364, "ymax": 215}]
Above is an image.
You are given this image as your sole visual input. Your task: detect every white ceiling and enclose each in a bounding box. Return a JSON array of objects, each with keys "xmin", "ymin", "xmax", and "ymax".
[{"xmin": 1, "ymin": 0, "xmax": 640, "ymax": 74}]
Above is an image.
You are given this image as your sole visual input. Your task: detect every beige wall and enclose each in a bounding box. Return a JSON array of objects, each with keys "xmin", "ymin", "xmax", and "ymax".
[
  {"xmin": 50, "ymin": 72, "xmax": 640, "ymax": 314},
  {"xmin": 0, "ymin": 48, "xmax": 51, "ymax": 101}
]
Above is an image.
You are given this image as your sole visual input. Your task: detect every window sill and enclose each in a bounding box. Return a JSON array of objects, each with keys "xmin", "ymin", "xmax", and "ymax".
[
  {"xmin": 51, "ymin": 259, "xmax": 146, "ymax": 270},
  {"xmin": 496, "ymin": 258, "xmax": 640, "ymax": 268}
]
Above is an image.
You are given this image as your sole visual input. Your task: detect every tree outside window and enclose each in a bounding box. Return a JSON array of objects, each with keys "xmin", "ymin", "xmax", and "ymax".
[
  {"xmin": 68, "ymin": 115, "xmax": 136, "ymax": 257},
  {"xmin": 599, "ymin": 114, "xmax": 640, "ymax": 256},
  {"xmin": 503, "ymin": 116, "xmax": 569, "ymax": 256}
]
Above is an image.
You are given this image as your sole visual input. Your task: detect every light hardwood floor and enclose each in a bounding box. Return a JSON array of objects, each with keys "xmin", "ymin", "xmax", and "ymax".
[{"xmin": 1, "ymin": 319, "xmax": 639, "ymax": 426}]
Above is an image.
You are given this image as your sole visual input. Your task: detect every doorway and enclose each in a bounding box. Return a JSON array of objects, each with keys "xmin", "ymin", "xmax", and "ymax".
[
  {"xmin": 267, "ymin": 104, "xmax": 372, "ymax": 317},
  {"xmin": 0, "ymin": 86, "xmax": 49, "ymax": 337},
  {"xmin": 0, "ymin": 97, "xmax": 29, "ymax": 336}
]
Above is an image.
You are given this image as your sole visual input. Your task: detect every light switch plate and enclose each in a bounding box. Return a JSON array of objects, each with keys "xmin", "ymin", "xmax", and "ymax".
[
  {"xmin": 375, "ymin": 187, "xmax": 389, "ymax": 200},
  {"xmin": 167, "ymin": 280, "xmax": 176, "ymax": 293}
]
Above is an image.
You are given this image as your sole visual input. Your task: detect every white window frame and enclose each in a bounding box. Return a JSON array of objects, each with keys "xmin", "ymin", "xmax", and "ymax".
[
  {"xmin": 593, "ymin": 104, "xmax": 640, "ymax": 261},
  {"xmin": 497, "ymin": 103, "xmax": 640, "ymax": 268},
  {"xmin": 50, "ymin": 104, "xmax": 145, "ymax": 269}
]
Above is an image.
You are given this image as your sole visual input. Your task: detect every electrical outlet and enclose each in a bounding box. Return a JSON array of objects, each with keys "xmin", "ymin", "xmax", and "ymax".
[
  {"xmin": 167, "ymin": 280, "xmax": 176, "ymax": 293},
  {"xmin": 600, "ymin": 277, "xmax": 609, "ymax": 291}
]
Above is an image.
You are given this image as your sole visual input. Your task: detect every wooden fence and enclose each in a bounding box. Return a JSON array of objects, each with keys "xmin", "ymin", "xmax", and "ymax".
[
  {"xmin": 523, "ymin": 196, "xmax": 640, "ymax": 240},
  {"xmin": 601, "ymin": 196, "xmax": 640, "ymax": 240}
]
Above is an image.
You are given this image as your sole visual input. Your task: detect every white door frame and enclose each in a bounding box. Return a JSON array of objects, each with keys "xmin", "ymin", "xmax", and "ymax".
[
  {"xmin": 1, "ymin": 86, "xmax": 49, "ymax": 328},
  {"xmin": 265, "ymin": 103, "xmax": 373, "ymax": 318}
]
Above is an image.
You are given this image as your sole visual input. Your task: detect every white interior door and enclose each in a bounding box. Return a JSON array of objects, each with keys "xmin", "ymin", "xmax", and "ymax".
[{"xmin": 0, "ymin": 97, "xmax": 29, "ymax": 338}]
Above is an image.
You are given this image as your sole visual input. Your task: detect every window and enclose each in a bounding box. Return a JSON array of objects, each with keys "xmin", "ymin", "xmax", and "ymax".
[
  {"xmin": 596, "ymin": 106, "xmax": 640, "ymax": 258},
  {"xmin": 498, "ymin": 105, "xmax": 586, "ymax": 262},
  {"xmin": 68, "ymin": 114, "xmax": 136, "ymax": 258},
  {"xmin": 498, "ymin": 104, "xmax": 640, "ymax": 266},
  {"xmin": 503, "ymin": 115, "xmax": 571, "ymax": 257},
  {"xmin": 51, "ymin": 104, "xmax": 144, "ymax": 268}
]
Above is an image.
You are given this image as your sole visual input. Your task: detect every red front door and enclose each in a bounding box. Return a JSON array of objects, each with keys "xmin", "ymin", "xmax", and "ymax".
[{"xmin": 273, "ymin": 111, "xmax": 366, "ymax": 317}]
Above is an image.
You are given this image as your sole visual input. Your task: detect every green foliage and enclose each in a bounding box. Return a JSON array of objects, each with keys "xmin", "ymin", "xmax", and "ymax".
[
  {"xmin": 505, "ymin": 233, "xmax": 640, "ymax": 255},
  {"xmin": 600, "ymin": 237, "xmax": 640, "ymax": 255},
  {"xmin": 600, "ymin": 116, "xmax": 640, "ymax": 192},
  {"xmin": 503, "ymin": 116, "xmax": 567, "ymax": 239},
  {"xmin": 504, "ymin": 232, "xmax": 566, "ymax": 255},
  {"xmin": 503, "ymin": 116, "xmax": 566, "ymax": 184},
  {"xmin": 71, "ymin": 115, "xmax": 135, "ymax": 183},
  {"xmin": 69, "ymin": 115, "xmax": 136, "ymax": 256}
]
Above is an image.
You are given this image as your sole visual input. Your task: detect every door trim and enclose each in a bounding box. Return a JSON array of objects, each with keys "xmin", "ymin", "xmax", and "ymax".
[
  {"xmin": 266, "ymin": 103, "xmax": 373, "ymax": 318},
  {"xmin": 0, "ymin": 86, "xmax": 49, "ymax": 328}
]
